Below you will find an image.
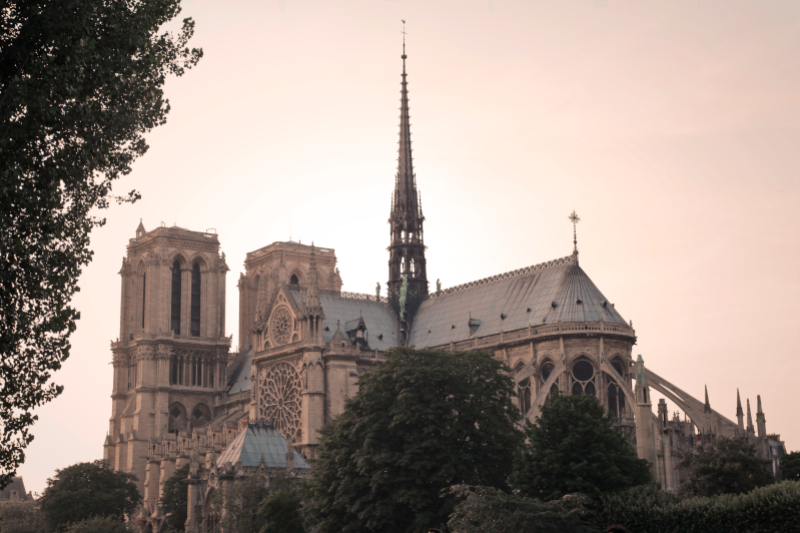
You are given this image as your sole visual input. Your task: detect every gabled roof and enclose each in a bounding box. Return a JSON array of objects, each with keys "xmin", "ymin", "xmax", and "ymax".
[
  {"xmin": 227, "ymin": 346, "xmax": 253, "ymax": 395},
  {"xmin": 408, "ymin": 256, "xmax": 627, "ymax": 348},
  {"xmin": 288, "ymin": 289, "xmax": 401, "ymax": 351},
  {"xmin": 216, "ymin": 424, "xmax": 310, "ymax": 470}
]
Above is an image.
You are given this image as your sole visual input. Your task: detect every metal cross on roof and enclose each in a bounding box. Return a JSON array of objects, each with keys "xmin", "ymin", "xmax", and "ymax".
[{"xmin": 569, "ymin": 210, "xmax": 580, "ymax": 254}]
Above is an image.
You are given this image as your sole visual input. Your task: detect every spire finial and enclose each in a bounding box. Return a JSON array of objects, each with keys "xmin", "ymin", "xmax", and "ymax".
[
  {"xmin": 736, "ymin": 388, "xmax": 743, "ymax": 416},
  {"xmin": 401, "ymin": 20, "xmax": 407, "ymax": 60},
  {"xmin": 704, "ymin": 384, "xmax": 711, "ymax": 413},
  {"xmin": 568, "ymin": 210, "xmax": 580, "ymax": 262}
]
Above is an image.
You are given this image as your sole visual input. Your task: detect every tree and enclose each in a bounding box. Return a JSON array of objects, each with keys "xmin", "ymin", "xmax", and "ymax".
[
  {"xmin": 677, "ymin": 436, "xmax": 774, "ymax": 498},
  {"xmin": 64, "ymin": 516, "xmax": 130, "ymax": 533},
  {"xmin": 258, "ymin": 488, "xmax": 305, "ymax": 533},
  {"xmin": 38, "ymin": 460, "xmax": 141, "ymax": 532},
  {"xmin": 303, "ymin": 347, "xmax": 524, "ymax": 533},
  {"xmin": 781, "ymin": 451, "xmax": 800, "ymax": 482},
  {"xmin": 0, "ymin": 500, "xmax": 47, "ymax": 533},
  {"xmin": 512, "ymin": 392, "xmax": 652, "ymax": 501},
  {"xmin": 0, "ymin": 0, "xmax": 201, "ymax": 488},
  {"xmin": 446, "ymin": 485, "xmax": 598, "ymax": 533},
  {"xmin": 213, "ymin": 471, "xmax": 272, "ymax": 533},
  {"xmin": 160, "ymin": 464, "xmax": 189, "ymax": 532}
]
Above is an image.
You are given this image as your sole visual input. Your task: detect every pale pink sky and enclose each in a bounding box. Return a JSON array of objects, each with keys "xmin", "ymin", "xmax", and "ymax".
[{"xmin": 18, "ymin": 0, "xmax": 800, "ymax": 494}]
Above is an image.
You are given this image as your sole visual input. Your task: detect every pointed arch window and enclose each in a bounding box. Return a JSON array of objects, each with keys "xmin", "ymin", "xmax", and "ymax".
[
  {"xmin": 606, "ymin": 359, "xmax": 626, "ymax": 417},
  {"xmin": 171, "ymin": 260, "xmax": 181, "ymax": 334},
  {"xmin": 290, "ymin": 274, "xmax": 299, "ymax": 285},
  {"xmin": 190, "ymin": 263, "xmax": 201, "ymax": 337},
  {"xmin": 141, "ymin": 273, "xmax": 146, "ymax": 329},
  {"xmin": 571, "ymin": 359, "xmax": 596, "ymax": 396}
]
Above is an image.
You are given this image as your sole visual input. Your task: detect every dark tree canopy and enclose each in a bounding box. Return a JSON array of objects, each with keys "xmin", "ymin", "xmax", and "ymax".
[
  {"xmin": 160, "ymin": 464, "xmax": 189, "ymax": 532},
  {"xmin": 64, "ymin": 516, "xmax": 130, "ymax": 533},
  {"xmin": 512, "ymin": 392, "xmax": 652, "ymax": 501},
  {"xmin": 258, "ymin": 488, "xmax": 306, "ymax": 533},
  {"xmin": 781, "ymin": 451, "xmax": 800, "ymax": 482},
  {"xmin": 303, "ymin": 347, "xmax": 524, "ymax": 533},
  {"xmin": 0, "ymin": 0, "xmax": 201, "ymax": 487},
  {"xmin": 38, "ymin": 460, "xmax": 141, "ymax": 532},
  {"xmin": 447, "ymin": 485, "xmax": 598, "ymax": 533},
  {"xmin": 677, "ymin": 436, "xmax": 774, "ymax": 498}
]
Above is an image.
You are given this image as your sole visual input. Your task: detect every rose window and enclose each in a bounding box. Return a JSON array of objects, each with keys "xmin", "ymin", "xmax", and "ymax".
[
  {"xmin": 259, "ymin": 362, "xmax": 302, "ymax": 442},
  {"xmin": 269, "ymin": 306, "xmax": 293, "ymax": 346}
]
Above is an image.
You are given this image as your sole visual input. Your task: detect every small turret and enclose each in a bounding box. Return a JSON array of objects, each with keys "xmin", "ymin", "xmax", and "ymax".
[
  {"xmin": 736, "ymin": 389, "xmax": 744, "ymax": 432},
  {"xmin": 756, "ymin": 395, "xmax": 767, "ymax": 438},
  {"xmin": 136, "ymin": 219, "xmax": 146, "ymax": 238}
]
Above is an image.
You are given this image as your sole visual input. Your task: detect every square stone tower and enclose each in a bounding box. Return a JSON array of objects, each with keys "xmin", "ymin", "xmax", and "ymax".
[{"xmin": 104, "ymin": 222, "xmax": 231, "ymax": 497}]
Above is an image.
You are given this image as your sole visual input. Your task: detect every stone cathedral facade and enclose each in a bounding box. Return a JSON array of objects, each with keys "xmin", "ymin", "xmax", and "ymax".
[{"xmin": 104, "ymin": 47, "xmax": 787, "ymax": 532}]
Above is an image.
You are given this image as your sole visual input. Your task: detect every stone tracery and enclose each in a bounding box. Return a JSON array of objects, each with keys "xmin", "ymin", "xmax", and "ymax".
[{"xmin": 258, "ymin": 361, "xmax": 302, "ymax": 442}]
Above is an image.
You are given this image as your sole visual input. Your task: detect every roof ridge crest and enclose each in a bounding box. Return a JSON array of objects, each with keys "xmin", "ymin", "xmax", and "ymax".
[{"xmin": 430, "ymin": 255, "xmax": 574, "ymax": 298}]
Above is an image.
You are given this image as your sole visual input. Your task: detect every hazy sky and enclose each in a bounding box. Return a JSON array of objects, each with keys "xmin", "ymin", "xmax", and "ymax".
[{"xmin": 17, "ymin": 0, "xmax": 800, "ymax": 494}]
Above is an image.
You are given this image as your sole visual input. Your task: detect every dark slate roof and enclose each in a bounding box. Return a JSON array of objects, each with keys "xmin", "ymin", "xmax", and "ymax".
[
  {"xmin": 0, "ymin": 477, "xmax": 29, "ymax": 501},
  {"xmin": 288, "ymin": 290, "xmax": 401, "ymax": 351},
  {"xmin": 408, "ymin": 256, "xmax": 627, "ymax": 348},
  {"xmin": 227, "ymin": 346, "xmax": 253, "ymax": 395},
  {"xmin": 216, "ymin": 424, "xmax": 310, "ymax": 469}
]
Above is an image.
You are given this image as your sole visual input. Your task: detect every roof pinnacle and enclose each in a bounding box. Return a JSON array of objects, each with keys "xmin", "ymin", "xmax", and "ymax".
[
  {"xmin": 736, "ymin": 388, "xmax": 743, "ymax": 416},
  {"xmin": 704, "ymin": 384, "xmax": 711, "ymax": 413},
  {"xmin": 569, "ymin": 210, "xmax": 580, "ymax": 264}
]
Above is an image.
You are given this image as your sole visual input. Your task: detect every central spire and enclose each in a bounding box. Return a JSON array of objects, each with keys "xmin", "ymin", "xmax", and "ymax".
[
  {"xmin": 393, "ymin": 26, "xmax": 420, "ymax": 221},
  {"xmin": 388, "ymin": 25, "xmax": 428, "ymax": 329}
]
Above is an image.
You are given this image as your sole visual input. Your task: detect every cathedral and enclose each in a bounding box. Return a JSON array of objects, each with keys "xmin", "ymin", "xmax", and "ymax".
[{"xmin": 103, "ymin": 44, "xmax": 787, "ymax": 531}]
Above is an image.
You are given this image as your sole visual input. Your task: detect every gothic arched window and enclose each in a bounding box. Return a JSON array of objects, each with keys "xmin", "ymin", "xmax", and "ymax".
[
  {"xmin": 571, "ymin": 359, "xmax": 596, "ymax": 396},
  {"xmin": 171, "ymin": 260, "xmax": 181, "ymax": 334},
  {"xmin": 190, "ymin": 263, "xmax": 201, "ymax": 337},
  {"xmin": 141, "ymin": 273, "xmax": 146, "ymax": 329},
  {"xmin": 290, "ymin": 274, "xmax": 299, "ymax": 285},
  {"xmin": 606, "ymin": 358, "xmax": 626, "ymax": 417}
]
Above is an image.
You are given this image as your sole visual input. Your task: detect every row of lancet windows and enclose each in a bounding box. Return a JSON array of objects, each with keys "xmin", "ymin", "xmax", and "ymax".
[
  {"xmin": 169, "ymin": 260, "xmax": 201, "ymax": 337},
  {"xmin": 170, "ymin": 355, "xmax": 215, "ymax": 388},
  {"xmin": 516, "ymin": 359, "xmax": 627, "ymax": 416}
]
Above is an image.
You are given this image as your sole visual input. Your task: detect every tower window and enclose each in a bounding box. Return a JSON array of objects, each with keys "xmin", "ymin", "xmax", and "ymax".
[
  {"xmin": 141, "ymin": 274, "xmax": 146, "ymax": 328},
  {"xmin": 171, "ymin": 261, "xmax": 181, "ymax": 334},
  {"xmin": 290, "ymin": 274, "xmax": 299, "ymax": 285},
  {"xmin": 190, "ymin": 263, "xmax": 201, "ymax": 336}
]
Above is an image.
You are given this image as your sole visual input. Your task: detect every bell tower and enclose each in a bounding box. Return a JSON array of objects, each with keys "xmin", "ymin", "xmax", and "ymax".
[
  {"xmin": 104, "ymin": 222, "xmax": 231, "ymax": 498},
  {"xmin": 388, "ymin": 35, "xmax": 428, "ymax": 326}
]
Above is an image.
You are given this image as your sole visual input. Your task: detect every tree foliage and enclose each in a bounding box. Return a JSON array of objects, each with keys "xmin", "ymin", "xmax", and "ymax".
[
  {"xmin": 597, "ymin": 480, "xmax": 800, "ymax": 533},
  {"xmin": 446, "ymin": 485, "xmax": 599, "ymax": 533},
  {"xmin": 258, "ymin": 488, "xmax": 306, "ymax": 533},
  {"xmin": 303, "ymin": 347, "xmax": 524, "ymax": 533},
  {"xmin": 677, "ymin": 437, "xmax": 774, "ymax": 498},
  {"xmin": 0, "ymin": 0, "xmax": 201, "ymax": 487},
  {"xmin": 38, "ymin": 460, "xmax": 141, "ymax": 532},
  {"xmin": 0, "ymin": 500, "xmax": 47, "ymax": 533},
  {"xmin": 212, "ymin": 471, "xmax": 272, "ymax": 533},
  {"xmin": 63, "ymin": 516, "xmax": 131, "ymax": 533},
  {"xmin": 782, "ymin": 451, "xmax": 800, "ymax": 482},
  {"xmin": 512, "ymin": 392, "xmax": 652, "ymax": 501},
  {"xmin": 160, "ymin": 464, "xmax": 189, "ymax": 532}
]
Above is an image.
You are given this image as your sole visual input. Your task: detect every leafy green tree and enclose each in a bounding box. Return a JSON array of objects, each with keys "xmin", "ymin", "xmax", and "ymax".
[
  {"xmin": 781, "ymin": 451, "xmax": 800, "ymax": 481},
  {"xmin": 213, "ymin": 472, "xmax": 271, "ymax": 533},
  {"xmin": 38, "ymin": 460, "xmax": 141, "ymax": 532},
  {"xmin": 160, "ymin": 464, "xmax": 189, "ymax": 532},
  {"xmin": 0, "ymin": 500, "xmax": 47, "ymax": 533},
  {"xmin": 677, "ymin": 437, "xmax": 774, "ymax": 498},
  {"xmin": 447, "ymin": 485, "xmax": 598, "ymax": 533},
  {"xmin": 512, "ymin": 392, "xmax": 652, "ymax": 501},
  {"xmin": 258, "ymin": 488, "xmax": 305, "ymax": 533},
  {"xmin": 303, "ymin": 347, "xmax": 524, "ymax": 533},
  {"xmin": 0, "ymin": 0, "xmax": 201, "ymax": 488},
  {"xmin": 64, "ymin": 516, "xmax": 130, "ymax": 533}
]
